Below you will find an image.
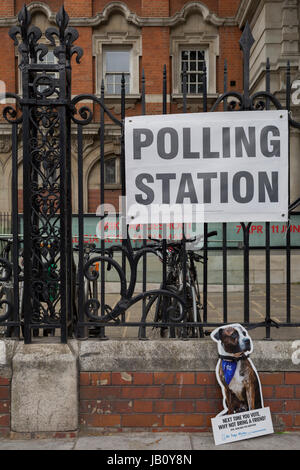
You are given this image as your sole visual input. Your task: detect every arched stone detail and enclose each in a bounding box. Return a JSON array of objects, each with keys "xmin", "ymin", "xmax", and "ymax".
[{"xmin": 83, "ymin": 142, "xmax": 121, "ymax": 213}]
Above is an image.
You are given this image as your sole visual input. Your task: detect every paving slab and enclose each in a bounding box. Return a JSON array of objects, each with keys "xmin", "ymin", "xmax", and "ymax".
[
  {"xmin": 74, "ymin": 433, "xmax": 192, "ymax": 450},
  {"xmin": 190, "ymin": 432, "xmax": 300, "ymax": 450},
  {"xmin": 0, "ymin": 432, "xmax": 298, "ymax": 450},
  {"xmin": 0, "ymin": 439, "xmax": 76, "ymax": 450}
]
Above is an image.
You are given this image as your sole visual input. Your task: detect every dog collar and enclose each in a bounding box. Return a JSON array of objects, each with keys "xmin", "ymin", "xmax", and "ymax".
[{"xmin": 219, "ymin": 354, "xmax": 247, "ymax": 362}]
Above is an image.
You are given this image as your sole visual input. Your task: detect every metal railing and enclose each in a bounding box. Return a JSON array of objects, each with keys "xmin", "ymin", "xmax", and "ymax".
[{"xmin": 0, "ymin": 6, "xmax": 300, "ymax": 342}]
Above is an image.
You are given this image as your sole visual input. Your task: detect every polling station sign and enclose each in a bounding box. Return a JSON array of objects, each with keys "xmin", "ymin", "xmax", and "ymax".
[{"xmin": 125, "ymin": 110, "xmax": 289, "ymax": 224}]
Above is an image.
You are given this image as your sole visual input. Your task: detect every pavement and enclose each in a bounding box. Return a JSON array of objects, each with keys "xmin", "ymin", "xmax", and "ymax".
[{"xmin": 0, "ymin": 431, "xmax": 299, "ymax": 450}]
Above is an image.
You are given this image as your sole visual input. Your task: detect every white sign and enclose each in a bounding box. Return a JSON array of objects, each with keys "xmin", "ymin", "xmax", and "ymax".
[
  {"xmin": 211, "ymin": 407, "xmax": 274, "ymax": 446},
  {"xmin": 292, "ymin": 79, "xmax": 300, "ymax": 105},
  {"xmin": 125, "ymin": 110, "xmax": 289, "ymax": 223},
  {"xmin": 210, "ymin": 324, "xmax": 274, "ymax": 446}
]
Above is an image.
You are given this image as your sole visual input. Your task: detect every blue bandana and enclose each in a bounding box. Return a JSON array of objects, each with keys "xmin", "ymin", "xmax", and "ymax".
[{"xmin": 222, "ymin": 359, "xmax": 237, "ymax": 385}]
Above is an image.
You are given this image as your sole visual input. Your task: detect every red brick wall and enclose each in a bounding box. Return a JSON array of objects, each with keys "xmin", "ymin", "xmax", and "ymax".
[
  {"xmin": 142, "ymin": 27, "xmax": 170, "ymax": 95},
  {"xmin": 12, "ymin": 1, "xmax": 242, "ymax": 19},
  {"xmin": 260, "ymin": 372, "xmax": 300, "ymax": 430},
  {"xmin": 71, "ymin": 27, "xmax": 94, "ymax": 96},
  {"xmin": 218, "ymin": 0, "xmax": 241, "ymax": 17},
  {"xmin": 80, "ymin": 371, "xmax": 300, "ymax": 432},
  {"xmin": 88, "ymin": 189, "xmax": 121, "ymax": 213},
  {"xmin": 15, "ymin": 0, "xmax": 64, "ymax": 13},
  {"xmin": 0, "ymin": 28, "xmax": 17, "ymax": 95},
  {"xmin": 65, "ymin": 0, "xmax": 92, "ymax": 17},
  {"xmin": 0, "ymin": 0, "xmax": 244, "ymax": 114},
  {"xmin": 170, "ymin": 1, "xmax": 218, "ymax": 16},
  {"xmin": 93, "ymin": 1, "xmax": 143, "ymax": 16},
  {"xmin": 0, "ymin": 1, "xmax": 14, "ymax": 16},
  {"xmin": 142, "ymin": 0, "xmax": 170, "ymax": 17},
  {"xmin": 0, "ymin": 376, "xmax": 10, "ymax": 437},
  {"xmin": 218, "ymin": 27, "xmax": 243, "ymax": 94}
]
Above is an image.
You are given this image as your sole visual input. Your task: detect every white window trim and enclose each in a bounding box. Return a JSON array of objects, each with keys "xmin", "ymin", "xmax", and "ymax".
[
  {"xmin": 171, "ymin": 32, "xmax": 219, "ymax": 97},
  {"xmin": 93, "ymin": 33, "xmax": 142, "ymax": 97},
  {"xmin": 180, "ymin": 47, "xmax": 209, "ymax": 94},
  {"xmin": 103, "ymin": 46, "xmax": 131, "ymax": 95}
]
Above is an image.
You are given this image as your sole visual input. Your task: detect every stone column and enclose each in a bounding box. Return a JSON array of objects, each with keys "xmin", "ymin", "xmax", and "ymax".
[
  {"xmin": 281, "ymin": 0, "xmax": 299, "ymax": 55},
  {"xmin": 11, "ymin": 343, "xmax": 78, "ymax": 433}
]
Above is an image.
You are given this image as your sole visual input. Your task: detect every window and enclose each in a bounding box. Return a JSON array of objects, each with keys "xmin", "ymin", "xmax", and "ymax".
[
  {"xmin": 38, "ymin": 49, "xmax": 56, "ymax": 66},
  {"xmin": 170, "ymin": 19, "xmax": 219, "ymax": 99},
  {"xmin": 181, "ymin": 50, "xmax": 206, "ymax": 94},
  {"xmin": 18, "ymin": 48, "xmax": 58, "ymax": 96},
  {"xmin": 93, "ymin": 17, "xmax": 142, "ymax": 101},
  {"xmin": 37, "ymin": 49, "xmax": 58, "ymax": 95},
  {"xmin": 104, "ymin": 158, "xmax": 117, "ymax": 184},
  {"xmin": 103, "ymin": 48, "xmax": 130, "ymax": 95}
]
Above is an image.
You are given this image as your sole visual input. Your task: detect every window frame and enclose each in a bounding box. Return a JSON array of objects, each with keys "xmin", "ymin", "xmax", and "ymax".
[
  {"xmin": 102, "ymin": 46, "xmax": 131, "ymax": 95},
  {"xmin": 93, "ymin": 32, "xmax": 142, "ymax": 98},
  {"xmin": 180, "ymin": 47, "xmax": 209, "ymax": 95},
  {"xmin": 104, "ymin": 156, "xmax": 119, "ymax": 186},
  {"xmin": 17, "ymin": 43, "xmax": 59, "ymax": 97},
  {"xmin": 170, "ymin": 31, "xmax": 219, "ymax": 99},
  {"xmin": 87, "ymin": 155, "xmax": 121, "ymax": 196}
]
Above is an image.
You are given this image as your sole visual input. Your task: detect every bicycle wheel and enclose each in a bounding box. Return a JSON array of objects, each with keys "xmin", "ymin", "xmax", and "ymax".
[
  {"xmin": 172, "ymin": 285, "xmax": 203, "ymax": 339},
  {"xmin": 144, "ymin": 289, "xmax": 171, "ymax": 338}
]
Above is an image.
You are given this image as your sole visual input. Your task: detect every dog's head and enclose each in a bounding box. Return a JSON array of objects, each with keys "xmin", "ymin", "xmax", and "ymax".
[{"xmin": 210, "ymin": 324, "xmax": 252, "ymax": 356}]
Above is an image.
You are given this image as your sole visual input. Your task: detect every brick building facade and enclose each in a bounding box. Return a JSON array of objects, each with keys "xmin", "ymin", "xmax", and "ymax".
[{"xmin": 0, "ymin": 0, "xmax": 243, "ymax": 214}]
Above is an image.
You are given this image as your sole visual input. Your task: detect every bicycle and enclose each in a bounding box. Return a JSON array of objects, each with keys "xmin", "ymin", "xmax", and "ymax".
[
  {"xmin": 72, "ymin": 231, "xmax": 217, "ymax": 339},
  {"xmin": 143, "ymin": 231, "xmax": 217, "ymax": 339}
]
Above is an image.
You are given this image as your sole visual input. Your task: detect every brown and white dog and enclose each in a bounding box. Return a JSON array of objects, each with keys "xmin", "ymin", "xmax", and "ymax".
[{"xmin": 211, "ymin": 324, "xmax": 263, "ymax": 416}]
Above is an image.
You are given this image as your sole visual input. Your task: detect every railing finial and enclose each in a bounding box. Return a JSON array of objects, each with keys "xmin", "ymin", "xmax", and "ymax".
[
  {"xmin": 239, "ymin": 21, "xmax": 255, "ymax": 108},
  {"xmin": 56, "ymin": 5, "xmax": 70, "ymax": 36}
]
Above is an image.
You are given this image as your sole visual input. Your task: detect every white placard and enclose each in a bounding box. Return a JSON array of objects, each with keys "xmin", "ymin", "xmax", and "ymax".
[
  {"xmin": 211, "ymin": 407, "xmax": 274, "ymax": 446},
  {"xmin": 125, "ymin": 110, "xmax": 288, "ymax": 223}
]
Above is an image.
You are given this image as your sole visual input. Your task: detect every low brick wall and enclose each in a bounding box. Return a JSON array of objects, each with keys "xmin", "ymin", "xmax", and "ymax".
[
  {"xmin": 0, "ymin": 339, "xmax": 298, "ymax": 435},
  {"xmin": 261, "ymin": 372, "xmax": 300, "ymax": 429},
  {"xmin": 0, "ymin": 376, "xmax": 10, "ymax": 437},
  {"xmin": 78, "ymin": 340, "xmax": 300, "ymax": 433},
  {"xmin": 79, "ymin": 371, "xmax": 300, "ymax": 432},
  {"xmin": 0, "ymin": 340, "xmax": 15, "ymax": 437},
  {"xmin": 80, "ymin": 371, "xmax": 221, "ymax": 431}
]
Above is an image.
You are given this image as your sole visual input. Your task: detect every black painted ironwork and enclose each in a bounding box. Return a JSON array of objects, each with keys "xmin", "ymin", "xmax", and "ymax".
[
  {"xmin": 3, "ymin": 5, "xmax": 83, "ymax": 343},
  {"xmin": 0, "ymin": 9, "xmax": 300, "ymax": 342}
]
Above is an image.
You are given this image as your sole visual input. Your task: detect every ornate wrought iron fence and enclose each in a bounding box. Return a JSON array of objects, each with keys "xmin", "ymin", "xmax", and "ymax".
[{"xmin": 0, "ymin": 6, "xmax": 300, "ymax": 343}]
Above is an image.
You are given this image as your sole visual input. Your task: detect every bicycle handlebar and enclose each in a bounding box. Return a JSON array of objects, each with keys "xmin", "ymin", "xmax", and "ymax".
[{"xmin": 148, "ymin": 230, "xmax": 218, "ymax": 245}]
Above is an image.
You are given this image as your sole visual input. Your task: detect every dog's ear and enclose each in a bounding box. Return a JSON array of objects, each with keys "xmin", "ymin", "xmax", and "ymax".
[{"xmin": 211, "ymin": 327, "xmax": 223, "ymax": 342}]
